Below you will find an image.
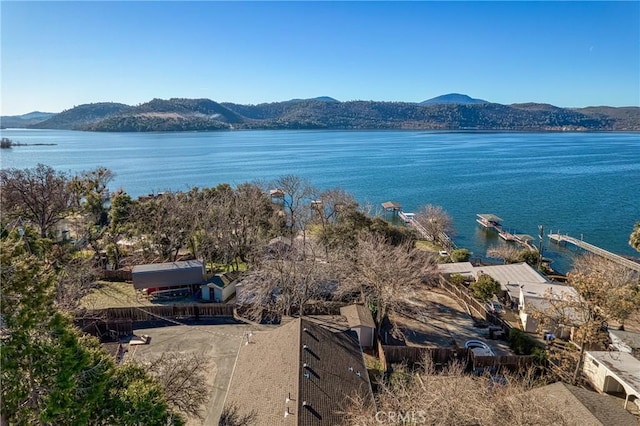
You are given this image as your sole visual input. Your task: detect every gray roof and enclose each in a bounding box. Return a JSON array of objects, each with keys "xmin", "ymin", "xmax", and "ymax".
[
  {"xmin": 207, "ymin": 271, "xmax": 241, "ymax": 289},
  {"xmin": 609, "ymin": 329, "xmax": 640, "ymax": 350},
  {"xmin": 224, "ymin": 318, "xmax": 374, "ymax": 425},
  {"xmin": 586, "ymin": 351, "xmax": 640, "ymax": 394},
  {"xmin": 526, "ymin": 382, "xmax": 638, "ymax": 426},
  {"xmin": 340, "ymin": 304, "xmax": 375, "ymax": 329},
  {"xmin": 477, "ymin": 213, "xmax": 503, "ymax": 223},
  {"xmin": 438, "ymin": 262, "xmax": 551, "ymax": 292},
  {"xmin": 437, "ymin": 262, "xmax": 475, "ymax": 276},
  {"xmin": 132, "ymin": 260, "xmax": 203, "ymax": 274},
  {"xmin": 475, "ymin": 263, "xmax": 549, "ymax": 291}
]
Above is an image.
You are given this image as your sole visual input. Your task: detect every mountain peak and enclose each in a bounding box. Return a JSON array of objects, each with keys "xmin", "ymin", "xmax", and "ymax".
[
  {"xmin": 420, "ymin": 93, "xmax": 488, "ymax": 105},
  {"xmin": 286, "ymin": 96, "xmax": 339, "ymax": 103}
]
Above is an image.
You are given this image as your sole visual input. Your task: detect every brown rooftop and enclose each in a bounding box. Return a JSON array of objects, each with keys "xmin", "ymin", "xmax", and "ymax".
[
  {"xmin": 526, "ymin": 381, "xmax": 638, "ymax": 426},
  {"xmin": 381, "ymin": 201, "xmax": 402, "ymax": 210},
  {"xmin": 223, "ymin": 318, "xmax": 374, "ymax": 425},
  {"xmin": 340, "ymin": 304, "xmax": 375, "ymax": 329}
]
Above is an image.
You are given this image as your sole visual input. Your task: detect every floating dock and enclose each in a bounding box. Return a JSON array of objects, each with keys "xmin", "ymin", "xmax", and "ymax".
[{"xmin": 548, "ymin": 233, "xmax": 640, "ymax": 273}]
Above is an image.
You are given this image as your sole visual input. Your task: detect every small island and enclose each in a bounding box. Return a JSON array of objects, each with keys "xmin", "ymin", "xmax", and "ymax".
[{"xmin": 0, "ymin": 137, "xmax": 56, "ymax": 148}]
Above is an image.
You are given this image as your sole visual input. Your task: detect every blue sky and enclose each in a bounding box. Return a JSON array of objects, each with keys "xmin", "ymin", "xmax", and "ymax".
[{"xmin": 2, "ymin": 1, "xmax": 639, "ymax": 115}]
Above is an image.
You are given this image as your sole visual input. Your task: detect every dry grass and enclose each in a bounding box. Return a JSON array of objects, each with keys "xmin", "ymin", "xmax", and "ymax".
[
  {"xmin": 345, "ymin": 360, "xmax": 568, "ymax": 426},
  {"xmin": 79, "ymin": 280, "xmax": 151, "ymax": 309}
]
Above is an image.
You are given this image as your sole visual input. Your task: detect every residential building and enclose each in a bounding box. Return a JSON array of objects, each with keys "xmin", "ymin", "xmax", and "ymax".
[
  {"xmin": 223, "ymin": 318, "xmax": 374, "ymax": 424},
  {"xmin": 515, "ymin": 282, "xmax": 581, "ymax": 338},
  {"xmin": 583, "ymin": 351, "xmax": 640, "ymax": 410}
]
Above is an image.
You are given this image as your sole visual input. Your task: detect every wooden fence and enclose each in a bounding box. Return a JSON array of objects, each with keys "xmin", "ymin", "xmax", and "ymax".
[
  {"xmin": 439, "ymin": 277, "xmax": 486, "ymax": 318},
  {"xmin": 439, "ymin": 277, "xmax": 515, "ymax": 338},
  {"xmin": 381, "ymin": 345, "xmax": 469, "ymax": 366},
  {"xmin": 101, "ymin": 269, "xmax": 133, "ymax": 281},
  {"xmin": 75, "ymin": 318, "xmax": 133, "ymax": 339},
  {"xmin": 378, "ymin": 344, "xmax": 535, "ymax": 372},
  {"xmin": 82, "ymin": 303, "xmax": 234, "ymax": 322}
]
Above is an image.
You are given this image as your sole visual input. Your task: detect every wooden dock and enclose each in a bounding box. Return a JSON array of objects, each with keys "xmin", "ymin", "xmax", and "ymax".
[
  {"xmin": 477, "ymin": 213, "xmax": 538, "ymax": 251},
  {"xmin": 399, "ymin": 210, "xmax": 456, "ymax": 250},
  {"xmin": 548, "ymin": 233, "xmax": 640, "ymax": 273}
]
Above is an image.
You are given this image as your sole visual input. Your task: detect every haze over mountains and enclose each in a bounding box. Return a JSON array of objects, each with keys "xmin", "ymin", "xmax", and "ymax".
[{"xmin": 2, "ymin": 94, "xmax": 639, "ymax": 132}]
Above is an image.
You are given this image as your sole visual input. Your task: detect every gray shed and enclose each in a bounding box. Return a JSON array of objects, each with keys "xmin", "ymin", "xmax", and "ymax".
[
  {"xmin": 132, "ymin": 260, "xmax": 205, "ymax": 290},
  {"xmin": 340, "ymin": 304, "xmax": 376, "ymax": 348}
]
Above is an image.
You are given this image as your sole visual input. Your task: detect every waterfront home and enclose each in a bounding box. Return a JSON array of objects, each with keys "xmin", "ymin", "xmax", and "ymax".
[{"xmin": 515, "ymin": 282, "xmax": 582, "ymax": 338}]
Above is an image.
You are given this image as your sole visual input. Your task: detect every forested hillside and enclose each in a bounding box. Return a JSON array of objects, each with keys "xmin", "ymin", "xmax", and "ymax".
[{"xmin": 25, "ymin": 96, "xmax": 640, "ymax": 132}]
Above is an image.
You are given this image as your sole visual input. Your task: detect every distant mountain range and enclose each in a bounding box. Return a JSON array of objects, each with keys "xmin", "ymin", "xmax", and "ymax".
[
  {"xmin": 0, "ymin": 111, "xmax": 56, "ymax": 128},
  {"xmin": 2, "ymin": 94, "xmax": 638, "ymax": 132}
]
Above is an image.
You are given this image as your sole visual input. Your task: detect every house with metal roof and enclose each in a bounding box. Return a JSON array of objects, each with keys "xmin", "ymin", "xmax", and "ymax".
[
  {"xmin": 131, "ymin": 260, "xmax": 204, "ymax": 290},
  {"xmin": 223, "ymin": 318, "xmax": 374, "ymax": 424},
  {"xmin": 437, "ymin": 262, "xmax": 582, "ymax": 337}
]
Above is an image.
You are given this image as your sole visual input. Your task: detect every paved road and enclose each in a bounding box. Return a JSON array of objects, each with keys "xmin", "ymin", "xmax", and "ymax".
[{"xmin": 125, "ymin": 321, "xmax": 252, "ymax": 425}]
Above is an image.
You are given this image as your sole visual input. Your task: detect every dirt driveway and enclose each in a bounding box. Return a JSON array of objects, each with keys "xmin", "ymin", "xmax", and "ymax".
[{"xmin": 392, "ymin": 286, "xmax": 513, "ymax": 356}]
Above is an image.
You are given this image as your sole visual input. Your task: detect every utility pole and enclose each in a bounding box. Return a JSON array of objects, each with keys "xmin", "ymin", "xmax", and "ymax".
[{"xmin": 538, "ymin": 225, "xmax": 544, "ymax": 270}]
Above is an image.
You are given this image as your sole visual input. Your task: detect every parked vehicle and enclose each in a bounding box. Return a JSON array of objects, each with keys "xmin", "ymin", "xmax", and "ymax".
[
  {"xmin": 464, "ymin": 339, "xmax": 495, "ymax": 356},
  {"xmin": 485, "ymin": 300, "xmax": 505, "ymax": 314}
]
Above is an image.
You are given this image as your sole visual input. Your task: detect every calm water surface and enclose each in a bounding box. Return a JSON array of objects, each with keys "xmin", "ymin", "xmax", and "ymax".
[{"xmin": 2, "ymin": 129, "xmax": 639, "ymax": 273}]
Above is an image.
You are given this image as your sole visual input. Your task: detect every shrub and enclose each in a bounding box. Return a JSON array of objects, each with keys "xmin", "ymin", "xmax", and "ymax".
[
  {"xmin": 469, "ymin": 274, "xmax": 500, "ymax": 301},
  {"xmin": 509, "ymin": 328, "xmax": 537, "ymax": 355},
  {"xmin": 449, "ymin": 273, "xmax": 466, "ymax": 286},
  {"xmin": 450, "ymin": 248, "xmax": 470, "ymax": 262}
]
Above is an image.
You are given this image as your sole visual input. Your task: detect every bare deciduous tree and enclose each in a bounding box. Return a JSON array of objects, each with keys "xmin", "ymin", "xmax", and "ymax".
[
  {"xmin": 486, "ymin": 245, "xmax": 520, "ymax": 264},
  {"xmin": 533, "ymin": 254, "xmax": 640, "ymax": 384},
  {"xmin": 0, "ymin": 164, "xmax": 74, "ymax": 238},
  {"xmin": 337, "ymin": 233, "xmax": 437, "ymax": 326},
  {"xmin": 273, "ymin": 175, "xmax": 314, "ymax": 246},
  {"xmin": 55, "ymin": 257, "xmax": 100, "ymax": 313},
  {"xmin": 238, "ymin": 240, "xmax": 337, "ymax": 320},
  {"xmin": 145, "ymin": 352, "xmax": 210, "ymax": 420},
  {"xmin": 414, "ymin": 204, "xmax": 454, "ymax": 246},
  {"xmin": 130, "ymin": 192, "xmax": 194, "ymax": 262},
  {"xmin": 345, "ymin": 358, "xmax": 566, "ymax": 426}
]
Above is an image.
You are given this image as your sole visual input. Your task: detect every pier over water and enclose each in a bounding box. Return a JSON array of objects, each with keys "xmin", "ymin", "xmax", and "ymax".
[{"xmin": 548, "ymin": 233, "xmax": 640, "ymax": 273}]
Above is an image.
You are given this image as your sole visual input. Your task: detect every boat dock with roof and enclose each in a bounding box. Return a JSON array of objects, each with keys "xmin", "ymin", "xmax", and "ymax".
[{"xmin": 477, "ymin": 213, "xmax": 537, "ymax": 251}]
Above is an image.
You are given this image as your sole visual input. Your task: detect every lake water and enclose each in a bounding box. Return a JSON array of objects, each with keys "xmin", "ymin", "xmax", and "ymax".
[{"xmin": 2, "ymin": 128, "xmax": 639, "ymax": 274}]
